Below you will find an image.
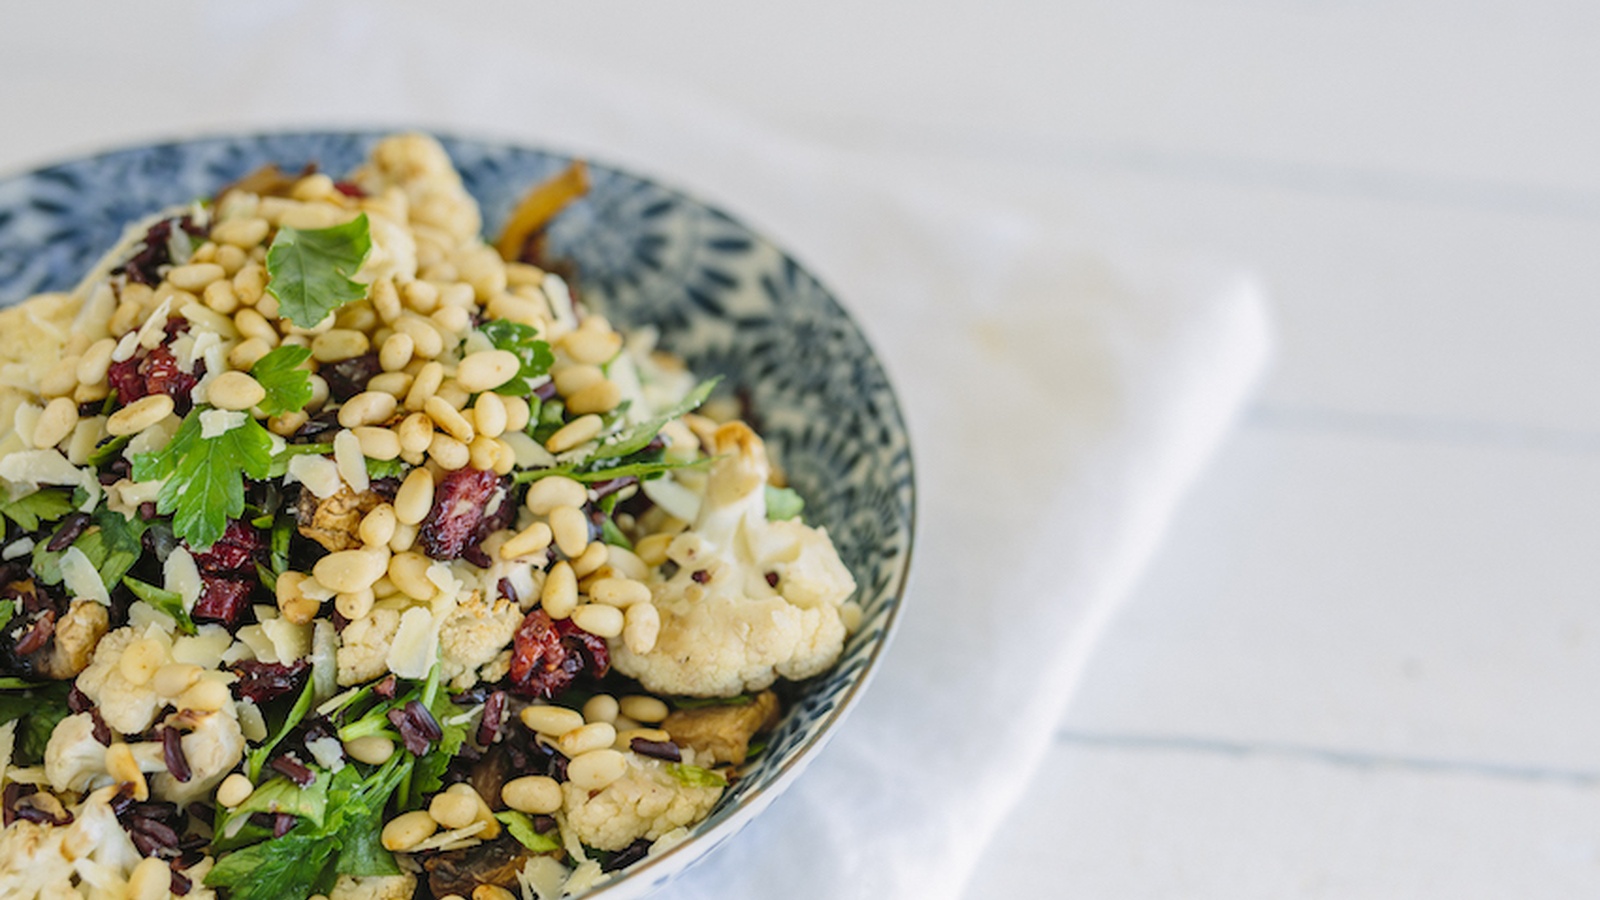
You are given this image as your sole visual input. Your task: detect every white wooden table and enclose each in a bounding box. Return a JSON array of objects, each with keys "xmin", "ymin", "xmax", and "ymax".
[{"xmin": 7, "ymin": 2, "xmax": 1597, "ymax": 895}]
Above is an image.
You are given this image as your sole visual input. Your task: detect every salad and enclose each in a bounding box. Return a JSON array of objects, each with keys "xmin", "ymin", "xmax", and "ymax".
[{"xmin": 0, "ymin": 134, "xmax": 858, "ymax": 900}]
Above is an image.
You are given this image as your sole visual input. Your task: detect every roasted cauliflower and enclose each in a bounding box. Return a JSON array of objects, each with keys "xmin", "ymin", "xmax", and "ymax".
[{"xmin": 560, "ymin": 755, "xmax": 724, "ymax": 852}]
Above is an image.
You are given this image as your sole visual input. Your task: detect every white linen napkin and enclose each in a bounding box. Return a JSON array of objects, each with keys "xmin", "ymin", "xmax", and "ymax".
[{"xmin": 0, "ymin": 3, "xmax": 1272, "ymax": 896}]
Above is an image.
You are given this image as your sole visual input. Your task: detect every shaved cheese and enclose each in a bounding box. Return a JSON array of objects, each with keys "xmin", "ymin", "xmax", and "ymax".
[
  {"xmin": 60, "ymin": 546, "xmax": 110, "ymax": 606},
  {"xmin": 286, "ymin": 454, "xmax": 341, "ymax": 499},
  {"xmin": 333, "ymin": 430, "xmax": 369, "ymax": 493},
  {"xmin": 136, "ymin": 297, "xmax": 173, "ymax": 350},
  {"xmin": 304, "ymin": 736, "xmax": 345, "ymax": 773},
  {"xmin": 236, "ymin": 699, "xmax": 268, "ymax": 742},
  {"xmin": 235, "ymin": 625, "xmax": 280, "ymax": 664},
  {"xmin": 171, "ymin": 624, "xmax": 232, "ymax": 668},
  {"xmin": 2, "ymin": 537, "xmax": 34, "ymax": 560},
  {"xmin": 259, "ymin": 616, "xmax": 311, "ymax": 664},
  {"xmin": 404, "ymin": 820, "xmax": 486, "ymax": 854},
  {"xmin": 385, "ymin": 606, "xmax": 437, "ymax": 679},
  {"xmin": 0, "ymin": 720, "xmax": 15, "ymax": 791},
  {"xmin": 641, "ymin": 476, "xmax": 701, "ymax": 524},
  {"xmin": 198, "ymin": 408, "xmax": 246, "ymax": 439},
  {"xmin": 164, "ymin": 547, "xmax": 202, "ymax": 613}
]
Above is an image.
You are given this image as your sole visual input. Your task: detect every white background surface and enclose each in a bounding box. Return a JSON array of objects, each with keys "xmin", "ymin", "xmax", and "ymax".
[{"xmin": 5, "ymin": 2, "xmax": 1598, "ymax": 896}]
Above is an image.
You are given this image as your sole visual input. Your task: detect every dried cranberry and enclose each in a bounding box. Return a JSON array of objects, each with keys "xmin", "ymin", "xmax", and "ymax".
[
  {"xmin": 191, "ymin": 577, "xmax": 254, "ymax": 627},
  {"xmin": 188, "ymin": 520, "xmax": 265, "ymax": 574},
  {"xmin": 107, "ymin": 341, "xmax": 202, "ymax": 412},
  {"xmin": 229, "ymin": 659, "xmax": 309, "ymax": 704},
  {"xmin": 418, "ymin": 468, "xmax": 506, "ymax": 561},
  {"xmin": 319, "ymin": 352, "xmax": 381, "ymax": 402},
  {"xmin": 332, "ymin": 180, "xmax": 366, "ymax": 198},
  {"xmin": 113, "ymin": 218, "xmax": 179, "ymax": 286},
  {"xmin": 507, "ymin": 609, "xmax": 610, "ymax": 698}
]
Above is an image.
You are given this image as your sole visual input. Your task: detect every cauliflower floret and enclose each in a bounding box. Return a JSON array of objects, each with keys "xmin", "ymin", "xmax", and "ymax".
[
  {"xmin": 329, "ymin": 873, "xmax": 418, "ymax": 900},
  {"xmin": 152, "ymin": 710, "xmax": 245, "ymax": 809},
  {"xmin": 561, "ymin": 755, "xmax": 723, "ymax": 852},
  {"xmin": 438, "ymin": 592, "xmax": 523, "ymax": 690},
  {"xmin": 613, "ymin": 423, "xmax": 856, "ymax": 697},
  {"xmin": 44, "ymin": 713, "xmax": 109, "ymax": 795},
  {"xmin": 0, "ymin": 785, "xmax": 143, "ymax": 899},
  {"xmin": 337, "ymin": 607, "xmax": 402, "ymax": 686},
  {"xmin": 73, "ymin": 626, "xmax": 164, "ymax": 735}
]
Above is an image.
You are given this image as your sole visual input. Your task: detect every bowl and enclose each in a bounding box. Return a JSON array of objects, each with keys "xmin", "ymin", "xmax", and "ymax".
[{"xmin": 0, "ymin": 131, "xmax": 915, "ymax": 897}]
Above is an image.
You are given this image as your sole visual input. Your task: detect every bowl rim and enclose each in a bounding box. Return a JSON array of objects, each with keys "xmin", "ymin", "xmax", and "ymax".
[{"xmin": 0, "ymin": 127, "xmax": 919, "ymax": 895}]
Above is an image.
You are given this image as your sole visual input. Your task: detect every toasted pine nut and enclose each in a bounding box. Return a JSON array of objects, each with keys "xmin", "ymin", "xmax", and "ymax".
[
  {"xmin": 128, "ymin": 856, "xmax": 169, "ymax": 900},
  {"xmin": 566, "ymin": 379, "xmax": 622, "ymax": 415},
  {"xmin": 216, "ymin": 773, "xmax": 254, "ymax": 809},
  {"xmin": 583, "ymin": 694, "xmax": 619, "ymax": 725},
  {"xmin": 428, "ymin": 433, "xmax": 470, "ymax": 470},
  {"xmin": 544, "ymin": 414, "xmax": 603, "ymax": 453},
  {"xmin": 33, "ymin": 397, "xmax": 78, "ymax": 449},
  {"xmin": 618, "ymin": 695, "xmax": 669, "ymax": 724},
  {"xmin": 387, "ymin": 551, "xmax": 435, "ymax": 601},
  {"xmin": 566, "ymin": 749, "xmax": 627, "ymax": 791},
  {"xmin": 520, "ymin": 704, "xmax": 585, "ymax": 737},
  {"xmin": 360, "ymin": 504, "xmax": 398, "ymax": 547},
  {"xmin": 557, "ymin": 721, "xmax": 617, "ymax": 758},
  {"xmin": 152, "ymin": 662, "xmax": 202, "ymax": 697},
  {"xmin": 429, "ymin": 791, "xmax": 480, "ymax": 830},
  {"xmin": 541, "ymin": 560, "xmax": 577, "ymax": 619},
  {"xmin": 570, "ymin": 541, "xmax": 609, "ymax": 579},
  {"xmin": 213, "ymin": 217, "xmax": 270, "ymax": 249},
  {"xmin": 560, "ymin": 327, "xmax": 622, "ymax": 365},
  {"xmin": 311, "ymin": 328, "xmax": 370, "ymax": 362},
  {"xmin": 228, "ymin": 337, "xmax": 274, "ymax": 371},
  {"xmin": 371, "ymin": 278, "xmax": 403, "ymax": 323},
  {"xmin": 424, "ymin": 395, "xmax": 475, "ymax": 442},
  {"xmin": 368, "ymin": 371, "xmax": 413, "ymax": 397},
  {"xmin": 405, "ymin": 361, "xmax": 444, "ymax": 411},
  {"xmin": 167, "ymin": 262, "xmax": 226, "ymax": 292},
  {"xmin": 473, "ymin": 392, "xmax": 507, "ymax": 438},
  {"xmin": 552, "ymin": 364, "xmax": 604, "ymax": 398},
  {"xmin": 381, "ymin": 810, "xmax": 438, "ymax": 852},
  {"xmin": 179, "ymin": 677, "xmax": 231, "ymax": 712},
  {"xmin": 379, "ymin": 332, "xmax": 414, "ymax": 371},
  {"xmin": 208, "ymin": 371, "xmax": 267, "ymax": 411},
  {"xmin": 107, "ymin": 394, "xmax": 174, "ymax": 436},
  {"xmin": 501, "ymin": 395, "xmax": 531, "ymax": 432},
  {"xmin": 395, "ymin": 315, "xmax": 444, "ymax": 358},
  {"xmin": 203, "ymin": 279, "xmax": 240, "ymax": 314},
  {"xmin": 234, "ymin": 307, "xmax": 278, "ymax": 345},
  {"xmin": 500, "ymin": 522, "xmax": 552, "ymax": 560},
  {"xmin": 353, "ymin": 426, "xmax": 402, "ymax": 461},
  {"xmin": 501, "ymin": 775, "xmax": 563, "ymax": 815},
  {"xmin": 590, "ymin": 577, "xmax": 651, "ymax": 608},
  {"xmin": 394, "ymin": 469, "xmax": 434, "ymax": 525},
  {"xmin": 525, "ymin": 476, "xmax": 586, "ymax": 515},
  {"xmin": 338, "ymin": 391, "xmax": 397, "ymax": 428},
  {"xmin": 345, "ymin": 735, "xmax": 395, "ymax": 765},
  {"xmin": 468, "ymin": 434, "xmax": 500, "ymax": 471},
  {"xmin": 106, "ymin": 742, "xmax": 149, "ymax": 800},
  {"xmin": 397, "ymin": 412, "xmax": 435, "ymax": 455},
  {"xmin": 313, "ymin": 548, "xmax": 389, "ymax": 594},
  {"xmin": 548, "ymin": 505, "xmax": 589, "ymax": 557},
  {"xmin": 336, "ymin": 588, "xmax": 375, "ymax": 620},
  {"xmin": 76, "ymin": 337, "xmax": 116, "ymax": 387},
  {"xmin": 456, "ymin": 349, "xmax": 521, "ymax": 393},
  {"xmin": 570, "ymin": 603, "xmax": 624, "ymax": 638}
]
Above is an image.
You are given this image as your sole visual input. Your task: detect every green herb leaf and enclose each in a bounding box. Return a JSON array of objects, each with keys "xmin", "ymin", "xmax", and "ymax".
[
  {"xmin": 266, "ymin": 213, "xmax": 372, "ymax": 328},
  {"xmin": 205, "ymin": 825, "xmax": 341, "ymax": 900},
  {"xmin": 32, "ymin": 508, "xmax": 147, "ymax": 588},
  {"xmin": 122, "ymin": 577, "xmax": 196, "ymax": 635},
  {"xmin": 250, "ymin": 345, "xmax": 315, "ymax": 416},
  {"xmin": 247, "ymin": 676, "xmax": 317, "ymax": 782},
  {"xmin": 496, "ymin": 810, "xmax": 563, "ymax": 853},
  {"xmin": 479, "ymin": 319, "xmax": 555, "ymax": 395},
  {"xmin": 588, "ymin": 378, "xmax": 718, "ymax": 463},
  {"xmin": 133, "ymin": 409, "xmax": 274, "ymax": 549},
  {"xmin": 85, "ymin": 434, "xmax": 132, "ymax": 468},
  {"xmin": 0, "ymin": 488, "xmax": 75, "ymax": 532},
  {"xmin": 0, "ymin": 600, "xmax": 11, "ymax": 635},
  {"xmin": 764, "ymin": 485, "xmax": 805, "ymax": 521},
  {"xmin": 665, "ymin": 762, "xmax": 728, "ymax": 789},
  {"xmin": 0, "ymin": 680, "xmax": 72, "ymax": 766}
]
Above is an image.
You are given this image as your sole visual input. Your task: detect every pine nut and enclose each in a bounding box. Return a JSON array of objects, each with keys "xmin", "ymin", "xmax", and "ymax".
[
  {"xmin": 474, "ymin": 886, "xmax": 517, "ymax": 900},
  {"xmin": 473, "ymin": 392, "xmax": 507, "ymax": 438},
  {"xmin": 128, "ymin": 856, "xmax": 170, "ymax": 900},
  {"xmin": 501, "ymin": 775, "xmax": 562, "ymax": 815},
  {"xmin": 276, "ymin": 571, "xmax": 321, "ymax": 625},
  {"xmin": 431, "ymin": 304, "xmax": 472, "ymax": 335},
  {"xmin": 424, "ymin": 395, "xmax": 475, "ymax": 442},
  {"xmin": 208, "ymin": 371, "xmax": 267, "ymax": 411},
  {"xmin": 368, "ymin": 372, "xmax": 413, "ymax": 397},
  {"xmin": 405, "ymin": 361, "xmax": 444, "ymax": 411},
  {"xmin": 203, "ymin": 279, "xmax": 241, "ymax": 314},
  {"xmin": 402, "ymin": 280, "xmax": 439, "ymax": 314},
  {"xmin": 234, "ymin": 307, "xmax": 279, "ymax": 345},
  {"xmin": 213, "ymin": 217, "xmax": 270, "ymax": 249},
  {"xmin": 216, "ymin": 773, "xmax": 254, "ymax": 809},
  {"xmin": 372, "ymin": 278, "xmax": 403, "ymax": 323},
  {"xmin": 524, "ymin": 476, "xmax": 586, "ymax": 515},
  {"xmin": 571, "ymin": 542, "xmax": 609, "ymax": 579},
  {"xmin": 566, "ymin": 749, "xmax": 627, "ymax": 791},
  {"xmin": 590, "ymin": 577, "xmax": 651, "ymax": 608},
  {"xmin": 388, "ymin": 551, "xmax": 435, "ymax": 601},
  {"xmin": 468, "ymin": 435, "xmax": 499, "ymax": 471},
  {"xmin": 456, "ymin": 350, "xmax": 521, "ymax": 393},
  {"xmin": 269, "ymin": 410, "xmax": 309, "ymax": 437},
  {"xmin": 381, "ymin": 810, "xmax": 438, "ymax": 852},
  {"xmin": 435, "ymin": 383, "xmax": 470, "ymax": 411},
  {"xmin": 623, "ymin": 602, "xmax": 661, "ymax": 655},
  {"xmin": 540, "ymin": 560, "xmax": 578, "ymax": 619},
  {"xmin": 605, "ymin": 546, "xmax": 649, "ymax": 581},
  {"xmin": 311, "ymin": 328, "xmax": 370, "ymax": 362},
  {"xmin": 338, "ymin": 391, "xmax": 396, "ymax": 428},
  {"xmin": 336, "ymin": 588, "xmax": 375, "ymax": 620},
  {"xmin": 499, "ymin": 522, "xmax": 552, "ymax": 560},
  {"xmin": 501, "ymin": 395, "xmax": 530, "ymax": 432},
  {"xmin": 552, "ymin": 364, "xmax": 604, "ymax": 398},
  {"xmin": 76, "ymin": 337, "xmax": 116, "ymax": 386},
  {"xmin": 618, "ymin": 695, "xmax": 669, "ymax": 724},
  {"xmin": 394, "ymin": 469, "xmax": 434, "ymax": 524},
  {"xmin": 396, "ymin": 315, "xmax": 444, "ymax": 358},
  {"xmin": 216, "ymin": 243, "xmax": 248, "ymax": 276},
  {"xmin": 353, "ymin": 426, "xmax": 402, "ymax": 461},
  {"xmin": 428, "ymin": 433, "xmax": 470, "ymax": 470},
  {"xmin": 152, "ymin": 662, "xmax": 202, "ymax": 697},
  {"xmin": 520, "ymin": 704, "xmax": 585, "ymax": 737},
  {"xmin": 548, "ymin": 505, "xmax": 589, "ymax": 557},
  {"xmin": 167, "ymin": 262, "xmax": 226, "ymax": 292},
  {"xmin": 570, "ymin": 603, "xmax": 624, "ymax": 638},
  {"xmin": 106, "ymin": 742, "xmax": 149, "ymax": 800},
  {"xmin": 107, "ymin": 394, "xmax": 174, "ymax": 435},
  {"xmin": 32, "ymin": 397, "xmax": 78, "ymax": 449},
  {"xmin": 379, "ymin": 332, "xmax": 414, "ymax": 372},
  {"xmin": 560, "ymin": 328, "xmax": 622, "ymax": 366},
  {"xmin": 428, "ymin": 791, "xmax": 480, "ymax": 830},
  {"xmin": 228, "ymin": 337, "xmax": 274, "ymax": 371},
  {"xmin": 583, "ymin": 694, "xmax": 619, "ymax": 725},
  {"xmin": 345, "ymin": 735, "xmax": 395, "ymax": 765},
  {"xmin": 232, "ymin": 264, "xmax": 266, "ymax": 306},
  {"xmin": 491, "ymin": 438, "xmax": 517, "ymax": 475},
  {"xmin": 313, "ymin": 548, "xmax": 389, "ymax": 593},
  {"xmin": 544, "ymin": 414, "xmax": 603, "ymax": 453},
  {"xmin": 397, "ymin": 412, "xmax": 435, "ymax": 455},
  {"xmin": 360, "ymin": 504, "xmax": 398, "ymax": 547},
  {"xmin": 557, "ymin": 721, "xmax": 617, "ymax": 757},
  {"xmin": 566, "ymin": 379, "xmax": 622, "ymax": 415},
  {"xmin": 179, "ymin": 677, "xmax": 232, "ymax": 712}
]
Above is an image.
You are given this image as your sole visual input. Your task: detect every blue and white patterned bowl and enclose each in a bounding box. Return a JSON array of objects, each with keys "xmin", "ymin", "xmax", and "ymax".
[{"xmin": 0, "ymin": 132, "xmax": 915, "ymax": 898}]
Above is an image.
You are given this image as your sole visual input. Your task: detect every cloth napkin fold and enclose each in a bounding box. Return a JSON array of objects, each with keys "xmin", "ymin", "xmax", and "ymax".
[{"xmin": 0, "ymin": 3, "xmax": 1272, "ymax": 897}]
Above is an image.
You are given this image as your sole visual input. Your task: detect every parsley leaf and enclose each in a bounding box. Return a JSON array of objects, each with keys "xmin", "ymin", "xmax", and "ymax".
[
  {"xmin": 588, "ymin": 378, "xmax": 718, "ymax": 463},
  {"xmin": 0, "ymin": 488, "xmax": 75, "ymax": 532},
  {"xmin": 266, "ymin": 213, "xmax": 372, "ymax": 328},
  {"xmin": 0, "ymin": 680, "xmax": 72, "ymax": 766},
  {"xmin": 122, "ymin": 577, "xmax": 196, "ymax": 635},
  {"xmin": 31, "ymin": 508, "xmax": 147, "ymax": 588},
  {"xmin": 496, "ymin": 810, "xmax": 563, "ymax": 853},
  {"xmin": 666, "ymin": 763, "xmax": 728, "ymax": 788},
  {"xmin": 479, "ymin": 319, "xmax": 555, "ymax": 395},
  {"xmin": 764, "ymin": 485, "xmax": 805, "ymax": 521},
  {"xmin": 250, "ymin": 345, "xmax": 315, "ymax": 416},
  {"xmin": 133, "ymin": 409, "xmax": 273, "ymax": 549}
]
